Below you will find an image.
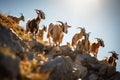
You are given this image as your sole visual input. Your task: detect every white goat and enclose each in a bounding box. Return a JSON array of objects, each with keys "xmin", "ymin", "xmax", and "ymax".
[{"xmin": 47, "ymin": 21, "xmax": 71, "ymax": 46}]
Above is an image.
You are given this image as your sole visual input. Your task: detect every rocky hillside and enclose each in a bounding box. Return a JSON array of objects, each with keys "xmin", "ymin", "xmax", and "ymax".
[{"xmin": 0, "ymin": 13, "xmax": 120, "ymax": 80}]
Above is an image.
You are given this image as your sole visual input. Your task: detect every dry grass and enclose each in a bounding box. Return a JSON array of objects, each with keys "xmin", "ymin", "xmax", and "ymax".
[
  {"xmin": 19, "ymin": 59, "xmax": 50, "ymax": 80},
  {"xmin": 0, "ymin": 13, "xmax": 26, "ymax": 40},
  {"xmin": 0, "ymin": 13, "xmax": 48, "ymax": 41},
  {"xmin": 0, "ymin": 12, "xmax": 50, "ymax": 80},
  {"xmin": 0, "ymin": 46, "xmax": 11, "ymax": 55}
]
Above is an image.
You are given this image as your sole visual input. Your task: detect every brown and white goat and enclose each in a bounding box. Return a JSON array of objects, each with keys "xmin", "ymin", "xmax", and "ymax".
[
  {"xmin": 26, "ymin": 9, "xmax": 45, "ymax": 39},
  {"xmin": 90, "ymin": 38, "xmax": 105, "ymax": 57},
  {"xmin": 71, "ymin": 27, "xmax": 86, "ymax": 48},
  {"xmin": 107, "ymin": 51, "xmax": 119, "ymax": 67},
  {"xmin": 76, "ymin": 32, "xmax": 90, "ymax": 54},
  {"xmin": 7, "ymin": 13, "xmax": 25, "ymax": 24},
  {"xmin": 37, "ymin": 25, "xmax": 47, "ymax": 41},
  {"xmin": 47, "ymin": 21, "xmax": 71, "ymax": 46}
]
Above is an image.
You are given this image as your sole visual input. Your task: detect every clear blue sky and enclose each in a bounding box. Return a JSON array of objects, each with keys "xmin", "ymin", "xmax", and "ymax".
[{"xmin": 0, "ymin": 0, "xmax": 120, "ymax": 71}]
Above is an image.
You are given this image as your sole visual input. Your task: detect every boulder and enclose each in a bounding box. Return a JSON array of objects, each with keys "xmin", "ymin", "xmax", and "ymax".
[
  {"xmin": 0, "ymin": 52, "xmax": 20, "ymax": 80},
  {"xmin": 40, "ymin": 56, "xmax": 74, "ymax": 80},
  {"xmin": 0, "ymin": 24, "xmax": 23, "ymax": 54},
  {"xmin": 74, "ymin": 54, "xmax": 88, "ymax": 79},
  {"xmin": 88, "ymin": 73, "xmax": 98, "ymax": 80},
  {"xmin": 27, "ymin": 39, "xmax": 44, "ymax": 52}
]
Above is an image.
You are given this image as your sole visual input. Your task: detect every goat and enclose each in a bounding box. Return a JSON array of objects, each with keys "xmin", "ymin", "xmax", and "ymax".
[
  {"xmin": 71, "ymin": 27, "xmax": 86, "ymax": 48},
  {"xmin": 81, "ymin": 32, "xmax": 91, "ymax": 54},
  {"xmin": 7, "ymin": 13, "xmax": 25, "ymax": 24},
  {"xmin": 107, "ymin": 51, "xmax": 119, "ymax": 67},
  {"xmin": 76, "ymin": 32, "xmax": 90, "ymax": 54},
  {"xmin": 90, "ymin": 38, "xmax": 105, "ymax": 57},
  {"xmin": 26, "ymin": 9, "xmax": 45, "ymax": 39},
  {"xmin": 47, "ymin": 21, "xmax": 71, "ymax": 46},
  {"xmin": 75, "ymin": 40, "xmax": 83, "ymax": 54},
  {"xmin": 37, "ymin": 25, "xmax": 47, "ymax": 41}
]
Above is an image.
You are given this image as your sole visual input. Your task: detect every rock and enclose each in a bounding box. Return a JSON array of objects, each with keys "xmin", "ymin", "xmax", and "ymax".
[
  {"xmin": 109, "ymin": 72, "xmax": 120, "ymax": 80},
  {"xmin": 0, "ymin": 24, "xmax": 23, "ymax": 54},
  {"xmin": 40, "ymin": 56, "xmax": 74, "ymax": 80},
  {"xmin": 88, "ymin": 73, "xmax": 98, "ymax": 80},
  {"xmin": 44, "ymin": 46, "xmax": 62, "ymax": 59},
  {"xmin": 106, "ymin": 66, "xmax": 116, "ymax": 77},
  {"xmin": 98, "ymin": 63, "xmax": 108, "ymax": 76},
  {"xmin": 0, "ymin": 52, "xmax": 20, "ymax": 80},
  {"xmin": 74, "ymin": 54, "xmax": 88, "ymax": 79},
  {"xmin": 26, "ymin": 52, "xmax": 34, "ymax": 60},
  {"xmin": 27, "ymin": 39, "xmax": 44, "ymax": 52},
  {"xmin": 45, "ymin": 45, "xmax": 76, "ymax": 61},
  {"xmin": 60, "ymin": 45, "xmax": 73, "ymax": 54},
  {"xmin": 60, "ymin": 45, "xmax": 76, "ymax": 61}
]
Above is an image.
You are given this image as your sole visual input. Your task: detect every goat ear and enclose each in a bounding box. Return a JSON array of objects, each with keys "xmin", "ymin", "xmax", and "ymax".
[
  {"xmin": 68, "ymin": 25, "xmax": 71, "ymax": 27},
  {"xmin": 88, "ymin": 32, "xmax": 91, "ymax": 34},
  {"xmin": 65, "ymin": 22, "xmax": 71, "ymax": 27},
  {"xmin": 65, "ymin": 22, "xmax": 67, "ymax": 24},
  {"xmin": 20, "ymin": 13, "xmax": 23, "ymax": 16},
  {"xmin": 108, "ymin": 51, "xmax": 113, "ymax": 53},
  {"xmin": 57, "ymin": 21, "xmax": 64, "ymax": 26},
  {"xmin": 34, "ymin": 9, "xmax": 39, "ymax": 13},
  {"xmin": 34, "ymin": 9, "xmax": 38, "ymax": 11},
  {"xmin": 108, "ymin": 51, "xmax": 118, "ymax": 54},
  {"xmin": 95, "ymin": 38, "xmax": 100, "ymax": 41},
  {"xmin": 108, "ymin": 51, "xmax": 115, "ymax": 54},
  {"xmin": 77, "ymin": 27, "xmax": 82, "ymax": 29},
  {"xmin": 43, "ymin": 25, "xmax": 46, "ymax": 28},
  {"xmin": 82, "ymin": 27, "xmax": 85, "ymax": 30}
]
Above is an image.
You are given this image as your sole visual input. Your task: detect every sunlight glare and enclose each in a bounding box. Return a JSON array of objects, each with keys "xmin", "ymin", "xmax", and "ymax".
[{"xmin": 67, "ymin": 0, "xmax": 100, "ymax": 11}]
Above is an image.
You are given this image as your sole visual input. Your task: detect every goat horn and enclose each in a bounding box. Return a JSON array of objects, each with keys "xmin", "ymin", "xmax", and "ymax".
[
  {"xmin": 104, "ymin": 57, "xmax": 108, "ymax": 58},
  {"xmin": 77, "ymin": 27, "xmax": 83, "ymax": 29},
  {"xmin": 35, "ymin": 9, "xmax": 43, "ymax": 13},
  {"xmin": 108, "ymin": 51, "xmax": 119, "ymax": 56},
  {"xmin": 42, "ymin": 25, "xmax": 46, "ymax": 27},
  {"xmin": 34, "ymin": 9, "xmax": 40, "ymax": 13},
  {"xmin": 20, "ymin": 13, "xmax": 23, "ymax": 16},
  {"xmin": 88, "ymin": 32, "xmax": 91, "ymax": 34},
  {"xmin": 108, "ymin": 51, "xmax": 116, "ymax": 54},
  {"xmin": 65, "ymin": 22, "xmax": 71, "ymax": 27},
  {"xmin": 100, "ymin": 38, "xmax": 103, "ymax": 41},
  {"xmin": 34, "ymin": 9, "xmax": 39, "ymax": 11},
  {"xmin": 57, "ymin": 21, "xmax": 64, "ymax": 26},
  {"xmin": 65, "ymin": 21, "xmax": 67, "ymax": 24},
  {"xmin": 95, "ymin": 38, "xmax": 101, "ymax": 41}
]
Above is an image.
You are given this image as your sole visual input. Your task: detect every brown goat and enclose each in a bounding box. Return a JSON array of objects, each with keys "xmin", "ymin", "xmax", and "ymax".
[
  {"xmin": 76, "ymin": 32, "xmax": 90, "ymax": 54},
  {"xmin": 81, "ymin": 32, "xmax": 91, "ymax": 54},
  {"xmin": 71, "ymin": 27, "xmax": 86, "ymax": 48},
  {"xmin": 90, "ymin": 38, "xmax": 105, "ymax": 57},
  {"xmin": 7, "ymin": 13, "xmax": 25, "ymax": 24},
  {"xmin": 107, "ymin": 51, "xmax": 119, "ymax": 67},
  {"xmin": 37, "ymin": 25, "xmax": 47, "ymax": 40},
  {"xmin": 47, "ymin": 21, "xmax": 71, "ymax": 46},
  {"xmin": 26, "ymin": 9, "xmax": 45, "ymax": 39}
]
